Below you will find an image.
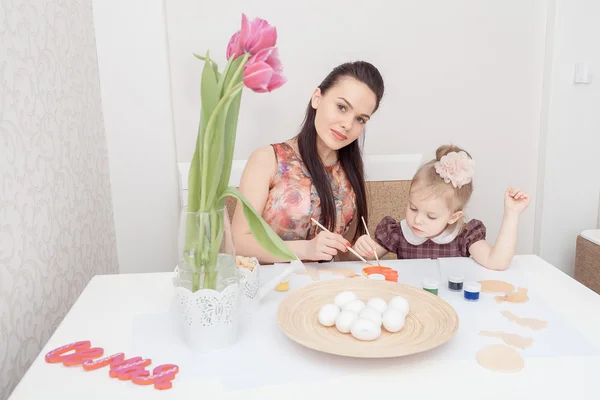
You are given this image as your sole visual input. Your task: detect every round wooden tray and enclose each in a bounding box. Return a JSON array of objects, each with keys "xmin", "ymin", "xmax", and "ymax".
[{"xmin": 276, "ymin": 279, "xmax": 459, "ymax": 358}]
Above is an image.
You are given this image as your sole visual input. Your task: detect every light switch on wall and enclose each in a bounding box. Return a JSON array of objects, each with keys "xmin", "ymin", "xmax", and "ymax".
[{"xmin": 574, "ymin": 62, "xmax": 592, "ymax": 84}]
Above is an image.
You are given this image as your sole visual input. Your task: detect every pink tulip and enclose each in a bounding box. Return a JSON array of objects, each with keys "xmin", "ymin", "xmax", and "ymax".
[
  {"xmin": 243, "ymin": 47, "xmax": 286, "ymax": 93},
  {"xmin": 226, "ymin": 13, "xmax": 277, "ymax": 59}
]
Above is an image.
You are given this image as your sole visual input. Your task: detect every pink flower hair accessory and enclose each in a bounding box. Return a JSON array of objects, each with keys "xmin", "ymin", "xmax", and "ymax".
[{"xmin": 434, "ymin": 151, "xmax": 474, "ymax": 188}]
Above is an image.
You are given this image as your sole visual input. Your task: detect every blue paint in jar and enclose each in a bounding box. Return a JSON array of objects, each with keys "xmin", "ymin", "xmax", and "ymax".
[{"xmin": 464, "ymin": 282, "xmax": 481, "ymax": 301}]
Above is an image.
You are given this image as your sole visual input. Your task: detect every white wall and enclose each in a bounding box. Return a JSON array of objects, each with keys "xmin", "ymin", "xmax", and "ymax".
[
  {"xmin": 536, "ymin": 0, "xmax": 600, "ymax": 274},
  {"xmin": 89, "ymin": 0, "xmax": 600, "ymax": 273},
  {"xmin": 165, "ymin": 0, "xmax": 549, "ymax": 255},
  {"xmin": 92, "ymin": 0, "xmax": 181, "ymax": 273}
]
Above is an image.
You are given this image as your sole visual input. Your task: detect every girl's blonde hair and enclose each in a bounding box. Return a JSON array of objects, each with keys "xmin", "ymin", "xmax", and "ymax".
[{"xmin": 410, "ymin": 144, "xmax": 474, "ymax": 212}]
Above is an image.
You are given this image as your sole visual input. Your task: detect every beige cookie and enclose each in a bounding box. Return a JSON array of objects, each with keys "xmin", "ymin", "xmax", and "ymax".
[
  {"xmin": 480, "ymin": 331, "xmax": 534, "ymax": 349},
  {"xmin": 495, "ymin": 288, "xmax": 529, "ymax": 304},
  {"xmin": 476, "ymin": 344, "xmax": 524, "ymax": 373},
  {"xmin": 501, "ymin": 311, "xmax": 548, "ymax": 331},
  {"xmin": 478, "ymin": 280, "xmax": 515, "ymax": 294}
]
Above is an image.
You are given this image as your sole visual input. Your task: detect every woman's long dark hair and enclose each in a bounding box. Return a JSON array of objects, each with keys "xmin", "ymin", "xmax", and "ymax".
[{"xmin": 297, "ymin": 61, "xmax": 385, "ymax": 241}]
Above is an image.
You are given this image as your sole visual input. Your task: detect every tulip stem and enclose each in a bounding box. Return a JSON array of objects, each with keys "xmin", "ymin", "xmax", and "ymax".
[
  {"xmin": 203, "ymin": 84, "xmax": 245, "ymax": 209},
  {"xmin": 225, "ymin": 54, "xmax": 249, "ymax": 93},
  {"xmin": 199, "ymin": 81, "xmax": 245, "ymax": 212}
]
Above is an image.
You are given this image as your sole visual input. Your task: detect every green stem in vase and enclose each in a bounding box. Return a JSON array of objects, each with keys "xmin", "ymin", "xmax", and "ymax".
[{"xmin": 182, "ymin": 30, "xmax": 297, "ymax": 294}]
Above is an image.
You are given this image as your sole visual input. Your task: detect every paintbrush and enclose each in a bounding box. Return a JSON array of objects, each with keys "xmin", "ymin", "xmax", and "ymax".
[
  {"xmin": 361, "ymin": 216, "xmax": 381, "ymax": 266},
  {"xmin": 310, "ymin": 218, "xmax": 373, "ymax": 265}
]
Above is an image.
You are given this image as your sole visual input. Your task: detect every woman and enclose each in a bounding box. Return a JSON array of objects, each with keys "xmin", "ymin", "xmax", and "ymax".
[{"xmin": 232, "ymin": 61, "xmax": 385, "ymax": 263}]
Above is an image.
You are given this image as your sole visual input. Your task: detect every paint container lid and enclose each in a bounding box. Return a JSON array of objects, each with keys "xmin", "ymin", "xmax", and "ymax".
[
  {"xmin": 422, "ymin": 278, "xmax": 440, "ymax": 290},
  {"xmin": 448, "ymin": 275, "xmax": 464, "ymax": 283},
  {"xmin": 464, "ymin": 281, "xmax": 481, "ymax": 292},
  {"xmin": 368, "ymin": 273, "xmax": 386, "ymax": 281}
]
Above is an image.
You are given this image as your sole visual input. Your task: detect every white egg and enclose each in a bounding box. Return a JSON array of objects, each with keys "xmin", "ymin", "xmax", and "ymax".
[
  {"xmin": 382, "ymin": 307, "xmax": 406, "ymax": 332},
  {"xmin": 359, "ymin": 306, "xmax": 382, "ymax": 326},
  {"xmin": 334, "ymin": 291, "xmax": 357, "ymax": 309},
  {"xmin": 367, "ymin": 297, "xmax": 388, "ymax": 314},
  {"xmin": 335, "ymin": 310, "xmax": 358, "ymax": 333},
  {"xmin": 388, "ymin": 296, "xmax": 410, "ymax": 316},
  {"xmin": 350, "ymin": 318, "xmax": 381, "ymax": 341},
  {"xmin": 342, "ymin": 299, "xmax": 366, "ymax": 314},
  {"xmin": 367, "ymin": 273, "xmax": 386, "ymax": 281},
  {"xmin": 318, "ymin": 303, "xmax": 340, "ymax": 327}
]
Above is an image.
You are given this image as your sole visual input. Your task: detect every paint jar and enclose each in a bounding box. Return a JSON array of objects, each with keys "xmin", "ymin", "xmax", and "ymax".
[
  {"xmin": 422, "ymin": 278, "xmax": 439, "ymax": 296},
  {"xmin": 464, "ymin": 282, "xmax": 481, "ymax": 301},
  {"xmin": 448, "ymin": 275, "xmax": 464, "ymax": 291}
]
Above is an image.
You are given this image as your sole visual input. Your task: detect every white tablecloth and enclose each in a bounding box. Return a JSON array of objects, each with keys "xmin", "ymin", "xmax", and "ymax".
[{"xmin": 9, "ymin": 255, "xmax": 600, "ymax": 399}]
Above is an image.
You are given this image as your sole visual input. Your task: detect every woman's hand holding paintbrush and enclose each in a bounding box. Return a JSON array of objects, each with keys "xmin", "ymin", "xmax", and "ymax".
[{"xmin": 310, "ymin": 218, "xmax": 373, "ymax": 265}]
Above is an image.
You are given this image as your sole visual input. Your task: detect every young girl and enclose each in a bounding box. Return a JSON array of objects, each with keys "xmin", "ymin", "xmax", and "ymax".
[{"xmin": 353, "ymin": 145, "xmax": 531, "ymax": 270}]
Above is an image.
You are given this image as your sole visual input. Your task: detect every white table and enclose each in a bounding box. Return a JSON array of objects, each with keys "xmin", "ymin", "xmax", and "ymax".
[{"xmin": 9, "ymin": 255, "xmax": 600, "ymax": 399}]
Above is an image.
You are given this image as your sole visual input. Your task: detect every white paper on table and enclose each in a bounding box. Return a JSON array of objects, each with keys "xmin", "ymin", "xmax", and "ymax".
[
  {"xmin": 131, "ymin": 258, "xmax": 599, "ymax": 392},
  {"xmin": 130, "ymin": 264, "xmax": 390, "ymax": 391},
  {"xmin": 437, "ymin": 257, "xmax": 600, "ymax": 360}
]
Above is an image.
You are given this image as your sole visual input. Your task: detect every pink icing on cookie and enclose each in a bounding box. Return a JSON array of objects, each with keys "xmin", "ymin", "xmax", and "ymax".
[
  {"xmin": 109, "ymin": 357, "xmax": 152, "ymax": 380},
  {"xmin": 83, "ymin": 353, "xmax": 125, "ymax": 371},
  {"xmin": 45, "ymin": 341, "xmax": 179, "ymax": 390},
  {"xmin": 45, "ymin": 341, "xmax": 92, "ymax": 363},
  {"xmin": 131, "ymin": 364, "xmax": 179, "ymax": 390},
  {"xmin": 63, "ymin": 347, "xmax": 105, "ymax": 366}
]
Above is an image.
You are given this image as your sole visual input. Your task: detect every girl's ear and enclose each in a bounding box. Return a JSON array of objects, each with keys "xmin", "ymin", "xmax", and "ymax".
[{"xmin": 448, "ymin": 210, "xmax": 463, "ymax": 224}]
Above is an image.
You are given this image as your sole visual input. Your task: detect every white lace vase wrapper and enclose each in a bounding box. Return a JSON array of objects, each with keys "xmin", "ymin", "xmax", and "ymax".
[
  {"xmin": 174, "ymin": 283, "xmax": 241, "ymax": 352},
  {"xmin": 237, "ymin": 258, "xmax": 261, "ymax": 316}
]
